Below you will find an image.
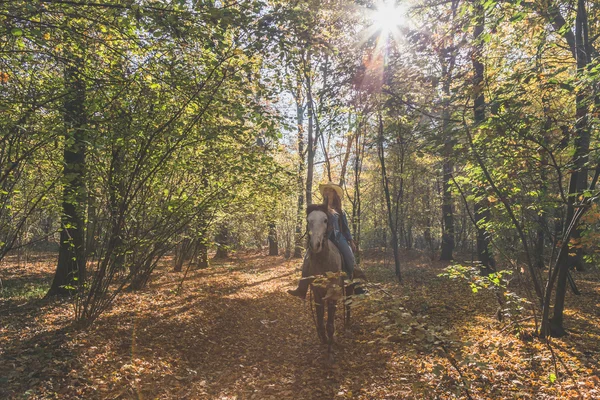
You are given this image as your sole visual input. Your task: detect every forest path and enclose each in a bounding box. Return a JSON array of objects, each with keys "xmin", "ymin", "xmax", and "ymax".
[{"xmin": 2, "ymin": 251, "xmax": 600, "ymax": 399}]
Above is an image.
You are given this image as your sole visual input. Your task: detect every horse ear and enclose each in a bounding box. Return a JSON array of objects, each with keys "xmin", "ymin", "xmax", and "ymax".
[{"xmin": 306, "ymin": 204, "xmax": 319, "ymax": 216}]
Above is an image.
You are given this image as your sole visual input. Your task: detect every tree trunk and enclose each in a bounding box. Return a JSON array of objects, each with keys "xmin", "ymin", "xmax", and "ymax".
[
  {"xmin": 305, "ymin": 51, "xmax": 315, "ymax": 206},
  {"xmin": 314, "ymin": 53, "xmax": 332, "ymax": 183},
  {"xmin": 471, "ymin": 2, "xmax": 495, "ymax": 273},
  {"xmin": 214, "ymin": 224, "xmax": 229, "ymax": 259},
  {"xmin": 197, "ymin": 239, "xmax": 209, "ymax": 269},
  {"xmin": 339, "ymin": 113, "xmax": 354, "ymax": 187},
  {"xmin": 569, "ymin": 0, "xmax": 592, "ymax": 273},
  {"xmin": 550, "ymin": 0, "xmax": 591, "ymax": 336},
  {"xmin": 86, "ymin": 191, "xmax": 97, "ymax": 259},
  {"xmin": 424, "ymin": 184, "xmax": 435, "ymax": 259},
  {"xmin": 438, "ymin": 4, "xmax": 458, "ymax": 261},
  {"xmin": 47, "ymin": 61, "xmax": 87, "ymax": 297},
  {"xmin": 174, "ymin": 237, "xmax": 194, "ymax": 272},
  {"xmin": 440, "ymin": 76, "xmax": 454, "ymax": 261},
  {"xmin": 440, "ymin": 157, "xmax": 454, "ymax": 261},
  {"xmin": 108, "ymin": 145, "xmax": 126, "ymax": 273},
  {"xmin": 377, "ymin": 114, "xmax": 401, "ymax": 281},
  {"xmin": 352, "ymin": 120, "xmax": 365, "ymax": 265},
  {"xmin": 350, "ymin": 120, "xmax": 364, "ymax": 264},
  {"xmin": 535, "ymin": 116, "xmax": 551, "ymax": 269},
  {"xmin": 293, "ymin": 77, "xmax": 305, "ymax": 258}
]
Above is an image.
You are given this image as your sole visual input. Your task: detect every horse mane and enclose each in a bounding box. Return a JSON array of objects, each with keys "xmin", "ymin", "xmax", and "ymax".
[{"xmin": 306, "ymin": 203, "xmax": 329, "ymax": 216}]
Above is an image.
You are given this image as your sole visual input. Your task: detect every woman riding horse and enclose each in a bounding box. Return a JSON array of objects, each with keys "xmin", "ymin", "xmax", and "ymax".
[{"xmin": 288, "ymin": 182, "xmax": 357, "ymax": 299}]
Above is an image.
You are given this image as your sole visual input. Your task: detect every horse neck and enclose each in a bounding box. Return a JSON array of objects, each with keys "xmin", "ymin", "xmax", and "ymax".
[{"xmin": 308, "ymin": 240, "xmax": 340, "ymax": 271}]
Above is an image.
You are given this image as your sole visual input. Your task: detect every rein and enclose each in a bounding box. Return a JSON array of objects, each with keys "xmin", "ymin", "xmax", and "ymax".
[
  {"xmin": 309, "ymin": 285, "xmax": 317, "ymax": 331},
  {"xmin": 342, "ymin": 277, "xmax": 348, "ymax": 327}
]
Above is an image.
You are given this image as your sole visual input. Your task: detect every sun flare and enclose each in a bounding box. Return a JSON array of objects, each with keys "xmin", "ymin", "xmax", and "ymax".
[
  {"xmin": 357, "ymin": 0, "xmax": 410, "ymax": 48},
  {"xmin": 372, "ymin": 0, "xmax": 408, "ymax": 36}
]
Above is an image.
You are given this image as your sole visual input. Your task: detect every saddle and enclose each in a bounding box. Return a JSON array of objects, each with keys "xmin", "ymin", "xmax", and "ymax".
[{"xmin": 330, "ymin": 237, "xmax": 367, "ymax": 288}]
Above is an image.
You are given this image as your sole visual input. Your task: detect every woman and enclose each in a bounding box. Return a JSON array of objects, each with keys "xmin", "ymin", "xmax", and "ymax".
[{"xmin": 287, "ymin": 182, "xmax": 357, "ymax": 299}]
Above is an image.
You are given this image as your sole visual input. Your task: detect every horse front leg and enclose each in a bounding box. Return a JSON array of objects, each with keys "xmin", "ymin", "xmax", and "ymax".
[
  {"xmin": 314, "ymin": 289, "xmax": 327, "ymax": 344},
  {"xmin": 326, "ymin": 299, "xmax": 336, "ymax": 355}
]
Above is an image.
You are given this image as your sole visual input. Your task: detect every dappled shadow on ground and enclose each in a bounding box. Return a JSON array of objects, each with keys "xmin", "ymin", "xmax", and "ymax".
[
  {"xmin": 0, "ymin": 299, "xmax": 75, "ymax": 399},
  {"xmin": 83, "ymin": 254, "xmax": 401, "ymax": 399},
  {"xmin": 0, "ymin": 254, "xmax": 74, "ymax": 398},
  {"xmin": 1, "ymin": 253, "xmax": 395, "ymax": 399},
  {"xmin": 549, "ymin": 267, "xmax": 600, "ymax": 376}
]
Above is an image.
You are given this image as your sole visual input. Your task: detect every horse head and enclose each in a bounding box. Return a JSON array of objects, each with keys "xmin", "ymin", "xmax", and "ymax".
[{"xmin": 306, "ymin": 204, "xmax": 332, "ymax": 254}]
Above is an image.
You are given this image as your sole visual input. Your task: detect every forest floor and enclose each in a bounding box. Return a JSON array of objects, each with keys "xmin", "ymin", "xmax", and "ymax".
[{"xmin": 1, "ymin": 250, "xmax": 599, "ymax": 399}]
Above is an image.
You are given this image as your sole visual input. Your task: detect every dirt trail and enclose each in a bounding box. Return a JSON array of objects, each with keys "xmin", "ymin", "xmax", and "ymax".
[{"xmin": 131, "ymin": 254, "xmax": 415, "ymax": 399}]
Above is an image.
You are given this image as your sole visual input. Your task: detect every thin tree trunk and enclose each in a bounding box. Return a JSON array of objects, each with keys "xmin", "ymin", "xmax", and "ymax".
[
  {"xmin": 569, "ymin": 0, "xmax": 592, "ymax": 273},
  {"xmin": 293, "ymin": 77, "xmax": 305, "ymax": 258},
  {"xmin": 339, "ymin": 113, "xmax": 354, "ymax": 187},
  {"xmin": 197, "ymin": 238, "xmax": 209, "ymax": 269},
  {"xmin": 352, "ymin": 119, "xmax": 365, "ymax": 264},
  {"xmin": 86, "ymin": 191, "xmax": 97, "ymax": 259},
  {"xmin": 314, "ymin": 53, "xmax": 332, "ymax": 183},
  {"xmin": 471, "ymin": 2, "xmax": 495, "ymax": 273},
  {"xmin": 377, "ymin": 114, "xmax": 401, "ymax": 281},
  {"xmin": 439, "ymin": 2, "xmax": 458, "ymax": 261},
  {"xmin": 540, "ymin": 162, "xmax": 600, "ymax": 336},
  {"xmin": 174, "ymin": 237, "xmax": 195, "ymax": 272},
  {"xmin": 535, "ymin": 116, "xmax": 551, "ymax": 269}
]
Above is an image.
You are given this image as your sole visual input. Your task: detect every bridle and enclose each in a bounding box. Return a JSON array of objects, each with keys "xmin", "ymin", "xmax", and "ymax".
[{"xmin": 307, "ymin": 230, "xmax": 327, "ymax": 251}]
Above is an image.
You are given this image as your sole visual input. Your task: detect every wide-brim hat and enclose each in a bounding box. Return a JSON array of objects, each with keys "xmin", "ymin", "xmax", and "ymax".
[{"xmin": 319, "ymin": 182, "xmax": 343, "ymax": 200}]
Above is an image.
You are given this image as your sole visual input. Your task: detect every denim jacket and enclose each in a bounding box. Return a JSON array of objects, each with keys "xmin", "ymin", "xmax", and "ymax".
[{"xmin": 329, "ymin": 211, "xmax": 353, "ymax": 244}]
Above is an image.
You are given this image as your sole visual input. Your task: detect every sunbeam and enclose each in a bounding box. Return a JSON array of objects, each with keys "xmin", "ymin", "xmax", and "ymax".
[{"xmin": 372, "ymin": 0, "xmax": 408, "ymax": 37}]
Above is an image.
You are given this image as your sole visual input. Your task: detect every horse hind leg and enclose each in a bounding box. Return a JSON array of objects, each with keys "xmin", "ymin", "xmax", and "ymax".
[
  {"xmin": 326, "ymin": 300, "xmax": 336, "ymax": 355},
  {"xmin": 345, "ymin": 283, "xmax": 353, "ymax": 326}
]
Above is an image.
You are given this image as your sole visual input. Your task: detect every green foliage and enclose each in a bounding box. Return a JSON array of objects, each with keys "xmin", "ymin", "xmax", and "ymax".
[
  {"xmin": 1, "ymin": 0, "xmax": 297, "ymax": 325},
  {"xmin": 0, "ymin": 279, "xmax": 49, "ymax": 301},
  {"xmin": 440, "ymin": 264, "xmax": 531, "ymax": 327},
  {"xmin": 440, "ymin": 264, "xmax": 512, "ymax": 293}
]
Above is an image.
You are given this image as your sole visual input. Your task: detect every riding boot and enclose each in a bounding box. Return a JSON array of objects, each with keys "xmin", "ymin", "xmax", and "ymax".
[
  {"xmin": 288, "ymin": 255, "xmax": 312, "ymax": 299},
  {"xmin": 352, "ymin": 266, "xmax": 368, "ymax": 295},
  {"xmin": 287, "ymin": 277, "xmax": 312, "ymax": 299}
]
